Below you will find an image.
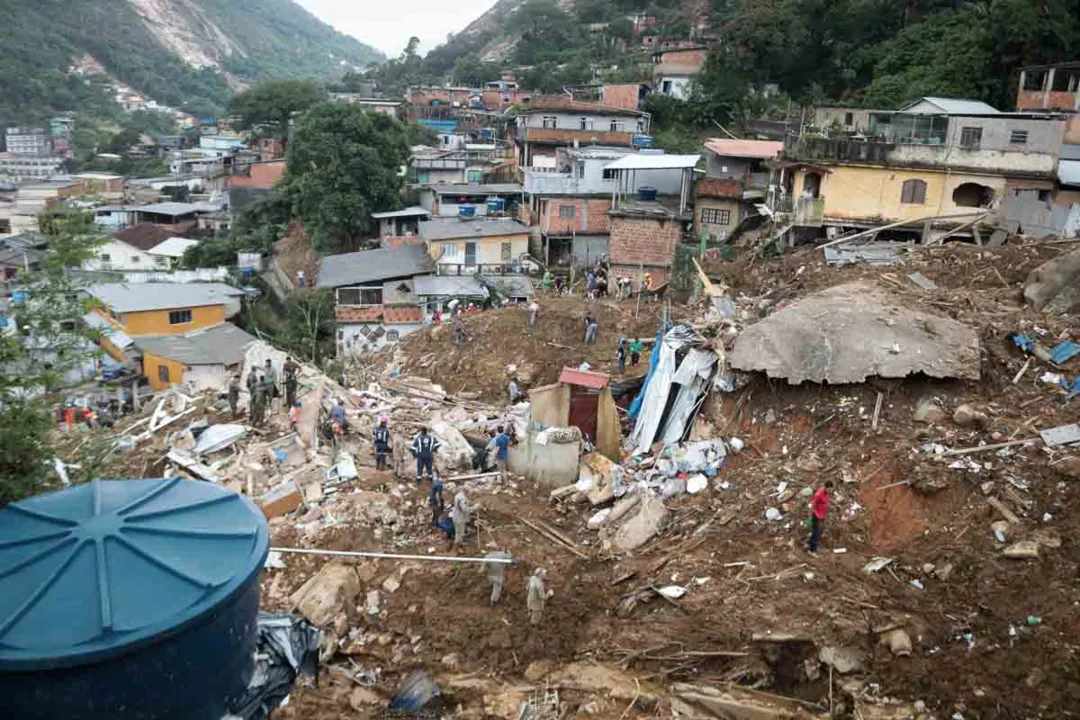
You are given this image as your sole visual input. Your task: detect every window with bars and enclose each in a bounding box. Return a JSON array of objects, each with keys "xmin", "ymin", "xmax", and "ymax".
[
  {"xmin": 542, "ymin": 116, "xmax": 557, "ymax": 129},
  {"xmin": 158, "ymin": 365, "xmax": 170, "ymax": 383},
  {"xmin": 501, "ymin": 242, "xmax": 512, "ymax": 260},
  {"xmin": 559, "ymin": 205, "xmax": 577, "ymax": 219},
  {"xmin": 337, "ymin": 287, "xmax": 383, "ymax": 306},
  {"xmin": 168, "ymin": 309, "xmax": 192, "ymax": 325},
  {"xmin": 701, "ymin": 208, "xmax": 731, "ymax": 225},
  {"xmin": 1009, "ymin": 129, "xmax": 1029, "ymax": 145},
  {"xmin": 900, "ymin": 179, "xmax": 927, "ymax": 204},
  {"xmin": 959, "ymin": 126, "xmax": 982, "ymax": 150}
]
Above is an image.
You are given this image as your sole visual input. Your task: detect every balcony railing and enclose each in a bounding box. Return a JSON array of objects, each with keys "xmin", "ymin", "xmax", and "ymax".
[
  {"xmin": 436, "ymin": 262, "xmax": 525, "ymax": 276},
  {"xmin": 520, "ymin": 126, "xmax": 637, "ymax": 146},
  {"xmin": 794, "ymin": 197, "xmax": 825, "ymax": 226}
]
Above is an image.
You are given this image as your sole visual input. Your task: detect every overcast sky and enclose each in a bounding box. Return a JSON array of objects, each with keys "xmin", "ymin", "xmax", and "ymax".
[{"xmin": 295, "ymin": 0, "xmax": 500, "ymax": 57}]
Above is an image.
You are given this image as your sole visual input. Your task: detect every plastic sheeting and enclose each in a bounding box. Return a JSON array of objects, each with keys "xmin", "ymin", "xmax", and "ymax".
[
  {"xmin": 226, "ymin": 613, "xmax": 321, "ymax": 720},
  {"xmin": 193, "ymin": 424, "xmax": 248, "ymax": 456},
  {"xmin": 660, "ymin": 349, "xmax": 718, "ymax": 445},
  {"xmin": 389, "ymin": 670, "xmax": 441, "ymax": 715},
  {"xmin": 630, "ymin": 326, "xmax": 715, "ymax": 450}
]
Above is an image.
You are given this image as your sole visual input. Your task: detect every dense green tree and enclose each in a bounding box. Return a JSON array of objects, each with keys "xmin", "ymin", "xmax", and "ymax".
[
  {"xmin": 0, "ymin": 209, "xmax": 105, "ymax": 505},
  {"xmin": 282, "ymin": 103, "xmax": 411, "ymax": 252},
  {"xmin": 229, "ymin": 79, "xmax": 327, "ymax": 148}
]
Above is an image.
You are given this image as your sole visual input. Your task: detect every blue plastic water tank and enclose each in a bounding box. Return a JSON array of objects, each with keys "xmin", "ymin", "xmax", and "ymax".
[
  {"xmin": 0, "ymin": 478, "xmax": 269, "ymax": 720},
  {"xmin": 486, "ymin": 197, "xmax": 505, "ymax": 214},
  {"xmin": 459, "ymin": 204, "xmax": 476, "ymax": 218},
  {"xmin": 637, "ymin": 186, "xmax": 658, "ymax": 202}
]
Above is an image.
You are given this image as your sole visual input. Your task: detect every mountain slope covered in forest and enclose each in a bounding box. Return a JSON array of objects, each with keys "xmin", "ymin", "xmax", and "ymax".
[{"xmin": 0, "ymin": 0, "xmax": 385, "ymax": 124}]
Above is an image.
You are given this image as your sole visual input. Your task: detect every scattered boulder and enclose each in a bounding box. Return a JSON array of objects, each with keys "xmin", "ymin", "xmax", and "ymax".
[
  {"xmin": 1003, "ymin": 540, "xmax": 1040, "ymax": 559},
  {"xmin": 914, "ymin": 397, "xmax": 947, "ymax": 424},
  {"xmin": 953, "ymin": 404, "xmax": 989, "ymax": 429},
  {"xmin": 1024, "ymin": 247, "xmax": 1080, "ymax": 314},
  {"xmin": 609, "ymin": 495, "xmax": 668, "ymax": 552},
  {"xmin": 290, "ymin": 562, "xmax": 361, "ymax": 627},
  {"xmin": 819, "ymin": 645, "xmax": 868, "ymax": 674},
  {"xmin": 879, "ymin": 628, "xmax": 913, "ymax": 657}
]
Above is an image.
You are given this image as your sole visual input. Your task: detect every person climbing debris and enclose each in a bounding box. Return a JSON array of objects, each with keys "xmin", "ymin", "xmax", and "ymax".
[
  {"xmin": 507, "ymin": 377, "xmax": 521, "ymax": 404},
  {"xmin": 453, "ymin": 315, "xmax": 466, "ymax": 345},
  {"xmin": 451, "ymin": 490, "xmax": 474, "ymax": 547},
  {"xmin": 617, "ymin": 339, "xmax": 628, "ymax": 374},
  {"xmin": 411, "ymin": 427, "xmax": 441, "ymax": 483},
  {"xmin": 630, "ymin": 338, "xmax": 643, "ymax": 367},
  {"xmin": 480, "ymin": 551, "xmax": 511, "ymax": 604},
  {"xmin": 330, "ymin": 400, "xmax": 348, "ymax": 432},
  {"xmin": 373, "ymin": 417, "xmax": 391, "ymax": 471},
  {"xmin": 526, "ymin": 568, "xmax": 550, "ymax": 624},
  {"xmin": 429, "ymin": 475, "xmax": 445, "ymax": 526},
  {"xmin": 494, "ymin": 425, "xmax": 511, "ymax": 483},
  {"xmin": 474, "ymin": 429, "xmax": 496, "ymax": 472},
  {"xmin": 228, "ymin": 375, "xmax": 240, "ymax": 418},
  {"xmin": 808, "ymin": 480, "xmax": 833, "ymax": 553},
  {"xmin": 583, "ymin": 313, "xmax": 598, "ymax": 344}
]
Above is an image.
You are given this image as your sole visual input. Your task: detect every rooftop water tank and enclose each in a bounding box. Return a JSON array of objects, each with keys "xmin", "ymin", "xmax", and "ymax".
[
  {"xmin": 486, "ymin": 196, "xmax": 505, "ymax": 214},
  {"xmin": 459, "ymin": 204, "xmax": 476, "ymax": 218},
  {"xmin": 637, "ymin": 186, "xmax": 658, "ymax": 202},
  {"xmin": 0, "ymin": 478, "xmax": 269, "ymax": 720}
]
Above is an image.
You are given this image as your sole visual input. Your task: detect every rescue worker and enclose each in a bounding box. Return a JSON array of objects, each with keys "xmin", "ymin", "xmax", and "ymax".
[
  {"xmin": 630, "ymin": 338, "xmax": 643, "ymax": 367},
  {"xmin": 527, "ymin": 299, "xmax": 539, "ymax": 329},
  {"xmin": 330, "ymin": 400, "xmax": 348, "ymax": 432},
  {"xmin": 473, "ymin": 429, "xmax": 496, "ymax": 471},
  {"xmin": 429, "ymin": 474, "xmax": 445, "ymax": 526},
  {"xmin": 507, "ymin": 377, "xmax": 521, "ymax": 404},
  {"xmin": 251, "ymin": 382, "xmax": 266, "ymax": 427},
  {"xmin": 228, "ymin": 375, "xmax": 241, "ymax": 418},
  {"xmin": 807, "ymin": 480, "xmax": 834, "ymax": 553},
  {"xmin": 410, "ymin": 426, "xmax": 441, "ymax": 483},
  {"xmin": 453, "ymin": 315, "xmax": 466, "ymax": 345},
  {"xmin": 248, "ymin": 372, "xmax": 263, "ymax": 424},
  {"xmin": 246, "ymin": 367, "xmax": 258, "ymax": 398},
  {"xmin": 540, "ymin": 270, "xmax": 553, "ymax": 291},
  {"xmin": 480, "ymin": 551, "xmax": 511, "ymax": 604},
  {"xmin": 526, "ymin": 568, "xmax": 549, "ymax": 624},
  {"xmin": 617, "ymin": 339, "xmax": 628, "ymax": 374},
  {"xmin": 373, "ymin": 417, "xmax": 391, "ymax": 471},
  {"xmin": 284, "ymin": 358, "xmax": 299, "ymax": 409},
  {"xmin": 452, "ymin": 490, "xmax": 474, "ymax": 546},
  {"xmin": 263, "ymin": 359, "xmax": 278, "ymax": 410}
]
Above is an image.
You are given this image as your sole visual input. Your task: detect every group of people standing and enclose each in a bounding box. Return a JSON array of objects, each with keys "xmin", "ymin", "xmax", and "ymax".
[{"xmin": 229, "ymin": 357, "xmax": 302, "ymax": 429}]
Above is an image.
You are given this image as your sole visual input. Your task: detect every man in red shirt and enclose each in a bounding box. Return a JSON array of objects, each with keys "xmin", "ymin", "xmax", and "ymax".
[{"xmin": 807, "ymin": 480, "xmax": 833, "ymax": 553}]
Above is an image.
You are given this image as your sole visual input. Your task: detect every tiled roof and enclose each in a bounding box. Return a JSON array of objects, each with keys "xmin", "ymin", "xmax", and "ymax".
[
  {"xmin": 335, "ymin": 306, "xmax": 424, "ymax": 324},
  {"xmin": 112, "ymin": 222, "xmax": 196, "ymax": 251},
  {"xmin": 704, "ymin": 139, "xmax": 784, "ymax": 160},
  {"xmin": 559, "ymin": 367, "xmax": 610, "ymax": 389}
]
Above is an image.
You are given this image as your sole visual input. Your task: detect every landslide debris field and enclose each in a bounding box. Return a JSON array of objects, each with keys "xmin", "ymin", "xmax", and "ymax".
[{"xmin": 78, "ymin": 240, "xmax": 1080, "ymax": 718}]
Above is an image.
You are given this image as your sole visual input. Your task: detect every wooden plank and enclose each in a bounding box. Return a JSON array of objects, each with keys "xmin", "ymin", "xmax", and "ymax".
[
  {"xmin": 938, "ymin": 438, "xmax": 1037, "ymax": 457},
  {"xmin": 987, "ymin": 496, "xmax": 1021, "ymax": 525},
  {"xmin": 871, "ymin": 391, "xmax": 884, "ymax": 430},
  {"xmin": 519, "ymin": 517, "xmax": 588, "ymax": 560}
]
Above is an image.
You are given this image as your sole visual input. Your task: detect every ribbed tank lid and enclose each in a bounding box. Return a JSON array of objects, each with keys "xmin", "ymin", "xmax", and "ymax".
[{"xmin": 0, "ymin": 478, "xmax": 269, "ymax": 671}]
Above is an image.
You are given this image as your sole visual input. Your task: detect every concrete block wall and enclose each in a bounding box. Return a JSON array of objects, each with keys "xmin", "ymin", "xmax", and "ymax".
[
  {"xmin": 541, "ymin": 198, "xmax": 613, "ymax": 235},
  {"xmin": 609, "ymin": 216, "xmax": 681, "ymax": 272}
]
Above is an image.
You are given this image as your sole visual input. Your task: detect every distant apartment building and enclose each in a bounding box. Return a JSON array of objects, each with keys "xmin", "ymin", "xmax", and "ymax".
[
  {"xmin": 5, "ymin": 127, "xmax": 51, "ymax": 157},
  {"xmin": 696, "ymin": 139, "xmax": 782, "ymax": 243},
  {"xmin": 513, "ymin": 96, "xmax": 651, "ymax": 171},
  {"xmin": 0, "ymin": 154, "xmax": 64, "ymax": 181}
]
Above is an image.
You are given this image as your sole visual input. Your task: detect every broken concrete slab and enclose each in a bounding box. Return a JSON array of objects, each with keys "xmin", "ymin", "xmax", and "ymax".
[
  {"xmin": 610, "ymin": 495, "xmax": 667, "ymax": 552},
  {"xmin": 193, "ymin": 423, "xmax": 248, "ymax": 456},
  {"xmin": 914, "ymin": 397, "xmax": 948, "ymax": 423},
  {"xmin": 260, "ymin": 479, "xmax": 303, "ymax": 519},
  {"xmin": 819, "ymin": 645, "xmax": 868, "ymax": 674},
  {"xmin": 290, "ymin": 561, "xmax": 361, "ymax": 627},
  {"xmin": 1024, "ymin": 247, "xmax": 1080, "ymax": 314},
  {"xmin": 546, "ymin": 663, "xmax": 658, "ymax": 703},
  {"xmin": 673, "ymin": 683, "xmax": 825, "ymax": 720},
  {"xmin": 729, "ymin": 282, "xmax": 980, "ymax": 384},
  {"xmin": 1003, "ymin": 540, "xmax": 1040, "ymax": 559}
]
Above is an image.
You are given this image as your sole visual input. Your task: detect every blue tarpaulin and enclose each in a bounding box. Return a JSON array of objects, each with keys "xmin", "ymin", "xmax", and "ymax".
[
  {"xmin": 628, "ymin": 329, "xmax": 664, "ymax": 420},
  {"xmin": 1049, "ymin": 340, "xmax": 1080, "ymax": 366}
]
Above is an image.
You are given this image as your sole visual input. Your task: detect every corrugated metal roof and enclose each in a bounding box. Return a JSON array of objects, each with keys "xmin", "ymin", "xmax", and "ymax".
[
  {"xmin": 428, "ymin": 183, "xmax": 523, "ymax": 195},
  {"xmin": 1060, "ymin": 144, "xmax": 1080, "ymax": 161},
  {"xmin": 87, "ymin": 282, "xmax": 244, "ymax": 313},
  {"xmin": 899, "ymin": 97, "xmax": 1000, "ymax": 115},
  {"xmin": 605, "ymin": 153, "xmax": 700, "ymax": 170},
  {"xmin": 147, "ymin": 237, "xmax": 200, "ymax": 258},
  {"xmin": 83, "ymin": 312, "xmax": 133, "ymax": 350},
  {"xmin": 133, "ymin": 322, "xmax": 256, "ymax": 366},
  {"xmin": 316, "ymin": 245, "xmax": 434, "ymax": 288},
  {"xmin": 1060, "ymin": 160, "xmax": 1080, "ymax": 187},
  {"xmin": 704, "ymin": 138, "xmax": 784, "ymax": 159},
  {"xmin": 559, "ymin": 367, "xmax": 610, "ymax": 389},
  {"xmin": 136, "ymin": 202, "xmax": 202, "ymax": 216},
  {"xmin": 371, "ymin": 206, "xmax": 431, "ymax": 219},
  {"xmin": 419, "ymin": 217, "xmax": 529, "ymax": 241}
]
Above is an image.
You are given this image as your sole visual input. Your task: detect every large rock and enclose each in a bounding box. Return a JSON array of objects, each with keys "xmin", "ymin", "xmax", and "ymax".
[
  {"xmin": 290, "ymin": 562, "xmax": 361, "ymax": 627},
  {"xmin": 610, "ymin": 495, "xmax": 668, "ymax": 552},
  {"xmin": 1024, "ymin": 248, "xmax": 1080, "ymax": 314},
  {"xmin": 953, "ymin": 403, "xmax": 989, "ymax": 429},
  {"xmin": 730, "ymin": 282, "xmax": 980, "ymax": 384}
]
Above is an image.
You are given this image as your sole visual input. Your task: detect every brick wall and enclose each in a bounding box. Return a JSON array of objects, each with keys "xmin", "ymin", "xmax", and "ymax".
[
  {"xmin": 541, "ymin": 198, "xmax": 613, "ymax": 235},
  {"xmin": 608, "ymin": 215, "xmax": 681, "ymax": 284}
]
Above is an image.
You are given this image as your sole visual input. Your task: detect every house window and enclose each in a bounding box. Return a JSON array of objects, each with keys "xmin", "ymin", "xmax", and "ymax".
[
  {"xmin": 99, "ymin": 253, "xmax": 111, "ymax": 262},
  {"xmin": 131, "ymin": 255, "xmax": 140, "ymax": 263},
  {"xmin": 701, "ymin": 208, "xmax": 731, "ymax": 225},
  {"xmin": 168, "ymin": 309, "xmax": 193, "ymax": 325},
  {"xmin": 542, "ymin": 116, "xmax": 557, "ymax": 129},
  {"xmin": 158, "ymin": 365, "xmax": 170, "ymax": 383},
  {"xmin": 442, "ymin": 243, "xmax": 457, "ymax": 258},
  {"xmin": 501, "ymin": 242, "xmax": 512, "ymax": 260},
  {"xmin": 959, "ymin": 127, "xmax": 982, "ymax": 150},
  {"xmin": 467, "ymin": 169, "xmax": 483, "ymax": 182},
  {"xmin": 338, "ymin": 287, "xmax": 383, "ymax": 305},
  {"xmin": 900, "ymin": 179, "xmax": 927, "ymax": 204},
  {"xmin": 662, "ymin": 80, "xmax": 673, "ymax": 94},
  {"xmin": 610, "ymin": 120, "xmax": 623, "ymax": 132},
  {"xmin": 579, "ymin": 117, "xmax": 589, "ymax": 130},
  {"xmin": 844, "ymin": 112, "xmax": 854, "ymax": 126},
  {"xmin": 559, "ymin": 205, "xmax": 577, "ymax": 219},
  {"xmin": 155, "ymin": 256, "xmax": 169, "ymax": 267},
  {"xmin": 576, "ymin": 163, "xmax": 585, "ymax": 179},
  {"xmin": 1009, "ymin": 129, "xmax": 1029, "ymax": 145},
  {"xmin": 386, "ymin": 330, "xmax": 400, "ymax": 341}
]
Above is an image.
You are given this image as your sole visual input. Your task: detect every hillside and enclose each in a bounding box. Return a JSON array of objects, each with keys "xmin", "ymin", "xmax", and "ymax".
[{"xmin": 0, "ymin": 0, "xmax": 385, "ymax": 125}]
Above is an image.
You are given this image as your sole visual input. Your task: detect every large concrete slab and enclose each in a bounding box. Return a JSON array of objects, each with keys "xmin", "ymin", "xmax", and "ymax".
[{"xmin": 730, "ymin": 282, "xmax": 980, "ymax": 384}]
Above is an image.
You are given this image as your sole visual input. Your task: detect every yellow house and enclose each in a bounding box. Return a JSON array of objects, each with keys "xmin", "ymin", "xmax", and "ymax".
[
  {"xmin": 133, "ymin": 322, "xmax": 257, "ymax": 391},
  {"xmin": 790, "ymin": 164, "xmax": 1008, "ymax": 226},
  {"xmin": 418, "ymin": 217, "xmax": 531, "ymax": 273},
  {"xmin": 86, "ymin": 282, "xmax": 245, "ymax": 363}
]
